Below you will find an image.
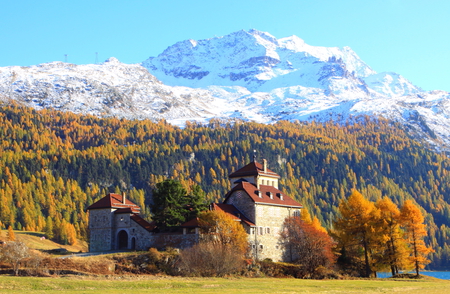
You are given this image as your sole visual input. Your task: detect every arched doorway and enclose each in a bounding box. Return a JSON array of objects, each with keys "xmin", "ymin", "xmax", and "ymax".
[{"xmin": 118, "ymin": 230, "xmax": 128, "ymax": 249}]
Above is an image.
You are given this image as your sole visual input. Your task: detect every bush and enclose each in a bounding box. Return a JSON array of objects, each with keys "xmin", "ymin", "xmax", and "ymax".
[
  {"xmin": 0, "ymin": 241, "xmax": 30, "ymax": 275},
  {"xmin": 179, "ymin": 242, "xmax": 245, "ymax": 277}
]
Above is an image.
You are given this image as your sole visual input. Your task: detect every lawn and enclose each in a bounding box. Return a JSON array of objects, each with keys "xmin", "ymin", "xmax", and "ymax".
[{"xmin": 0, "ymin": 275, "xmax": 448, "ymax": 294}]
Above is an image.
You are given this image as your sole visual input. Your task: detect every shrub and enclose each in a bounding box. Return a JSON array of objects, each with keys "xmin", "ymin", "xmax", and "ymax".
[{"xmin": 179, "ymin": 242, "xmax": 245, "ymax": 277}]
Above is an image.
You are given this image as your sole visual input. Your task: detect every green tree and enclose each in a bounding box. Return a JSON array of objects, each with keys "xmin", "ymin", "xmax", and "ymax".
[
  {"xmin": 185, "ymin": 184, "xmax": 208, "ymax": 221},
  {"xmin": 150, "ymin": 180, "xmax": 189, "ymax": 229},
  {"xmin": 44, "ymin": 216, "xmax": 54, "ymax": 240}
]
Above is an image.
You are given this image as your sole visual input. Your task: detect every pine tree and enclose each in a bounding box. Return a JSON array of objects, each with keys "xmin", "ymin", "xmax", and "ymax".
[{"xmin": 150, "ymin": 179, "xmax": 189, "ymax": 229}]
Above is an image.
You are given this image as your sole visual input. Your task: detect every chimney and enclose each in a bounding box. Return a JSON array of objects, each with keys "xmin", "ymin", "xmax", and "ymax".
[
  {"xmin": 122, "ymin": 192, "xmax": 126, "ymax": 204},
  {"xmin": 263, "ymin": 159, "xmax": 267, "ymax": 173}
]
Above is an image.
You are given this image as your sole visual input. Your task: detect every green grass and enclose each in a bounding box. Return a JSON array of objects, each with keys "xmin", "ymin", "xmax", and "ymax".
[{"xmin": 0, "ymin": 275, "xmax": 448, "ymax": 294}]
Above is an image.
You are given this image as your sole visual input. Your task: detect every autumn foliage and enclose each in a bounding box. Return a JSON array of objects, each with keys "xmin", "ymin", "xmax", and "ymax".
[
  {"xmin": 281, "ymin": 215, "xmax": 336, "ymax": 276},
  {"xmin": 333, "ymin": 190, "xmax": 433, "ymax": 277},
  {"xmin": 0, "ymin": 104, "xmax": 448, "ymax": 267},
  {"xmin": 179, "ymin": 210, "xmax": 248, "ymax": 276}
]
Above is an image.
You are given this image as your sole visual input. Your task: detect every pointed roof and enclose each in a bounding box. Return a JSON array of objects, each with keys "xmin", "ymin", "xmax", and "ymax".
[
  {"xmin": 224, "ymin": 182, "xmax": 302, "ymax": 208},
  {"xmin": 87, "ymin": 193, "xmax": 140, "ymax": 213},
  {"xmin": 211, "ymin": 203, "xmax": 255, "ymax": 227},
  {"xmin": 180, "ymin": 203, "xmax": 256, "ymax": 228},
  {"xmin": 228, "ymin": 160, "xmax": 280, "ymax": 179},
  {"xmin": 130, "ymin": 215, "xmax": 156, "ymax": 232}
]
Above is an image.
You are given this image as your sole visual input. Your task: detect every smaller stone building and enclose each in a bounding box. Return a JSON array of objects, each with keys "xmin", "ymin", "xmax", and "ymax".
[{"xmin": 87, "ymin": 193, "xmax": 155, "ymax": 251}]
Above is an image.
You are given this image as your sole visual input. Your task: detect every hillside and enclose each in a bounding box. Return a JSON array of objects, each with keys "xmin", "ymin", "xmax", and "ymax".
[
  {"xmin": 0, "ymin": 231, "xmax": 87, "ymax": 253},
  {"xmin": 0, "ymin": 104, "xmax": 449, "ymax": 268}
]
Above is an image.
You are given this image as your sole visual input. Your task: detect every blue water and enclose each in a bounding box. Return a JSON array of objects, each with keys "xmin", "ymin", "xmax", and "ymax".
[{"xmin": 378, "ymin": 271, "xmax": 450, "ymax": 280}]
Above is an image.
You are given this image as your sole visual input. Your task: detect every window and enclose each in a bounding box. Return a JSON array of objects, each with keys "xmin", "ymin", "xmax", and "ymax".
[
  {"xmin": 259, "ymin": 227, "xmax": 264, "ymax": 235},
  {"xmin": 266, "ymin": 227, "xmax": 271, "ymax": 234},
  {"xmin": 259, "ymin": 244, "xmax": 264, "ymax": 250}
]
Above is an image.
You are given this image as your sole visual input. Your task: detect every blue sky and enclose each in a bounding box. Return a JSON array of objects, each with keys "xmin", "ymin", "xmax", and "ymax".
[{"xmin": 1, "ymin": 0, "xmax": 449, "ymax": 91}]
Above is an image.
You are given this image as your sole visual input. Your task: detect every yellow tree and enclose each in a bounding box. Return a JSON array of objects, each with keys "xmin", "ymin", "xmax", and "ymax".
[
  {"xmin": 7, "ymin": 225, "xmax": 15, "ymax": 241},
  {"xmin": 375, "ymin": 197, "xmax": 410, "ymax": 275},
  {"xmin": 198, "ymin": 210, "xmax": 248, "ymax": 254},
  {"xmin": 400, "ymin": 200, "xmax": 434, "ymax": 275},
  {"xmin": 333, "ymin": 190, "xmax": 381, "ymax": 277}
]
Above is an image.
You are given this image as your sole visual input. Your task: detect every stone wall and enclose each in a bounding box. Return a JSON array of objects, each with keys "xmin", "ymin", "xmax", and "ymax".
[
  {"xmin": 224, "ymin": 191, "xmax": 256, "ymax": 222},
  {"xmin": 88, "ymin": 209, "xmax": 115, "ymax": 252},
  {"xmin": 249, "ymin": 204, "xmax": 300, "ymax": 261}
]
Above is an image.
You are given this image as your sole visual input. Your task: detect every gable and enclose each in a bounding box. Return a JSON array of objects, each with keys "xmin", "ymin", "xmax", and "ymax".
[
  {"xmin": 87, "ymin": 193, "xmax": 141, "ymax": 213},
  {"xmin": 224, "ymin": 182, "xmax": 302, "ymax": 208}
]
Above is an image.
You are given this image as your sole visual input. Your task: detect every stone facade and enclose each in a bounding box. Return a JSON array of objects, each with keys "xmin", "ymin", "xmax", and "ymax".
[
  {"xmin": 87, "ymin": 160, "xmax": 302, "ymax": 261},
  {"xmin": 224, "ymin": 160, "xmax": 303, "ymax": 261}
]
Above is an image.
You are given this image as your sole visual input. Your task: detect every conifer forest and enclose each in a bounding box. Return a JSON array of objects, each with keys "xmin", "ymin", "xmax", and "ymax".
[{"xmin": 1, "ymin": 104, "xmax": 450, "ymax": 269}]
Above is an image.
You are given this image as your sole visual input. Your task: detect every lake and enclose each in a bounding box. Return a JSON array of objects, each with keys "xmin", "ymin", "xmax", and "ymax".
[{"xmin": 378, "ymin": 271, "xmax": 450, "ymax": 280}]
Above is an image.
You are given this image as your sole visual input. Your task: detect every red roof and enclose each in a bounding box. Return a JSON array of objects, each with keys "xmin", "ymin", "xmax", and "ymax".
[
  {"xmin": 224, "ymin": 182, "xmax": 303, "ymax": 208},
  {"xmin": 130, "ymin": 215, "xmax": 156, "ymax": 232},
  {"xmin": 229, "ymin": 161, "xmax": 280, "ymax": 179},
  {"xmin": 87, "ymin": 193, "xmax": 141, "ymax": 213}
]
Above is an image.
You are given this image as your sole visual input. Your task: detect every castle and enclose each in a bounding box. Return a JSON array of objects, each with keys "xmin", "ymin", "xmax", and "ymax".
[{"xmin": 87, "ymin": 159, "xmax": 303, "ymax": 261}]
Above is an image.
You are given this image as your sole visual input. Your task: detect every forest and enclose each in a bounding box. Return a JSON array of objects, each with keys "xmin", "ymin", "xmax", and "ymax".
[{"xmin": 0, "ymin": 103, "xmax": 449, "ymax": 269}]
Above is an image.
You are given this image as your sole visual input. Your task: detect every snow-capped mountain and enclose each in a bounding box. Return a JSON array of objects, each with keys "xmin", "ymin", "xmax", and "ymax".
[{"xmin": 1, "ymin": 29, "xmax": 450, "ymax": 150}]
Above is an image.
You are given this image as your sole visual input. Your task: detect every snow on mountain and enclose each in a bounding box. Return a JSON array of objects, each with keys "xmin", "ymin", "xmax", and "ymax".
[
  {"xmin": 1, "ymin": 29, "xmax": 450, "ymax": 150},
  {"xmin": 0, "ymin": 58, "xmax": 223, "ymax": 122}
]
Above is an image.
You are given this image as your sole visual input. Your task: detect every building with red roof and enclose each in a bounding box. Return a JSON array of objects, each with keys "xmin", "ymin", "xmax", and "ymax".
[
  {"xmin": 87, "ymin": 159, "xmax": 302, "ymax": 260},
  {"xmin": 87, "ymin": 193, "xmax": 156, "ymax": 251},
  {"xmin": 223, "ymin": 159, "xmax": 303, "ymax": 261}
]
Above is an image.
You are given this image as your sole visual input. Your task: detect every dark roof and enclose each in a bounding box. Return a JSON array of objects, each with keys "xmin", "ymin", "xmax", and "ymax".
[
  {"xmin": 180, "ymin": 203, "xmax": 256, "ymax": 228},
  {"xmin": 228, "ymin": 161, "xmax": 280, "ymax": 179},
  {"xmin": 87, "ymin": 193, "xmax": 140, "ymax": 213},
  {"xmin": 130, "ymin": 214, "xmax": 156, "ymax": 232},
  {"xmin": 180, "ymin": 217, "xmax": 201, "ymax": 228},
  {"xmin": 224, "ymin": 182, "xmax": 303, "ymax": 208},
  {"xmin": 211, "ymin": 203, "xmax": 255, "ymax": 227}
]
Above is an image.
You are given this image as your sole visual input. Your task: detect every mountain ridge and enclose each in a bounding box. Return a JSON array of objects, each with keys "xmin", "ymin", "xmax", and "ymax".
[{"xmin": 0, "ymin": 29, "xmax": 449, "ymax": 150}]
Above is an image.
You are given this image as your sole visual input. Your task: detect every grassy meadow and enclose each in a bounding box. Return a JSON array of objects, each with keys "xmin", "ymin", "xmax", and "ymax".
[{"xmin": 0, "ymin": 275, "xmax": 448, "ymax": 294}]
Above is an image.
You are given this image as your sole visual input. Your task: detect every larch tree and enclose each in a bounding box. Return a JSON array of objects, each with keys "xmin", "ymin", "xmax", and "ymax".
[
  {"xmin": 375, "ymin": 197, "xmax": 410, "ymax": 275},
  {"xmin": 400, "ymin": 200, "xmax": 434, "ymax": 275},
  {"xmin": 7, "ymin": 225, "xmax": 15, "ymax": 241},
  {"xmin": 333, "ymin": 190, "xmax": 381, "ymax": 277}
]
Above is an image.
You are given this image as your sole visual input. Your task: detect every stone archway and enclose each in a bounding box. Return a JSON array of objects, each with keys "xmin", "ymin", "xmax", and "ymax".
[{"xmin": 118, "ymin": 230, "xmax": 128, "ymax": 249}]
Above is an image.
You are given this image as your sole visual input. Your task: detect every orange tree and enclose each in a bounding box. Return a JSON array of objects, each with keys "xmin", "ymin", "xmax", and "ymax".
[
  {"xmin": 400, "ymin": 200, "xmax": 434, "ymax": 275},
  {"xmin": 281, "ymin": 215, "xmax": 336, "ymax": 276},
  {"xmin": 333, "ymin": 190, "xmax": 382, "ymax": 277}
]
